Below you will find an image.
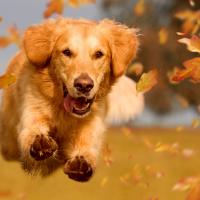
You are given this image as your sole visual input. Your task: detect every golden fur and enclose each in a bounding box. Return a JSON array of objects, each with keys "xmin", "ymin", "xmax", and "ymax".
[{"xmin": 0, "ymin": 18, "xmax": 141, "ymax": 181}]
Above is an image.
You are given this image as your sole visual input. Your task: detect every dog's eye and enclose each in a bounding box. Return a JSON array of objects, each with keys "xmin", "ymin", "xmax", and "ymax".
[
  {"xmin": 94, "ymin": 51, "xmax": 104, "ymax": 59},
  {"xmin": 63, "ymin": 49, "xmax": 73, "ymax": 57}
]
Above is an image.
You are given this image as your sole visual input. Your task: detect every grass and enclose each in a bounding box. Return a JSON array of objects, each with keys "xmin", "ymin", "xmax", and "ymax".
[{"xmin": 0, "ymin": 127, "xmax": 200, "ymax": 200}]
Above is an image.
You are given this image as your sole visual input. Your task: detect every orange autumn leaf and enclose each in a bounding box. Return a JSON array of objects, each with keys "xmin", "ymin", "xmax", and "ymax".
[
  {"xmin": 0, "ymin": 36, "xmax": 12, "ymax": 48},
  {"xmin": 175, "ymin": 10, "xmax": 200, "ymax": 34},
  {"xmin": 0, "ymin": 25, "xmax": 21, "ymax": 48},
  {"xmin": 68, "ymin": 0, "xmax": 95, "ymax": 7},
  {"xmin": 127, "ymin": 62, "xmax": 143, "ymax": 76},
  {"xmin": 169, "ymin": 57, "xmax": 200, "ymax": 84},
  {"xmin": 8, "ymin": 25, "xmax": 21, "ymax": 47},
  {"xmin": 173, "ymin": 176, "xmax": 200, "ymax": 192},
  {"xmin": 158, "ymin": 28, "xmax": 168, "ymax": 45},
  {"xmin": 186, "ymin": 181, "xmax": 200, "ymax": 200},
  {"xmin": 0, "ymin": 73, "xmax": 16, "ymax": 89},
  {"xmin": 179, "ymin": 35, "xmax": 200, "ymax": 53},
  {"xmin": 44, "ymin": 0, "xmax": 64, "ymax": 18},
  {"xmin": 133, "ymin": 0, "xmax": 145, "ymax": 17},
  {"xmin": 136, "ymin": 69, "xmax": 158, "ymax": 93}
]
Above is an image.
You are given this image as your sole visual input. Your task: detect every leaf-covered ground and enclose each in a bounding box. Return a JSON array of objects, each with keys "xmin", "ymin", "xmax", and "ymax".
[{"xmin": 0, "ymin": 127, "xmax": 200, "ymax": 200}]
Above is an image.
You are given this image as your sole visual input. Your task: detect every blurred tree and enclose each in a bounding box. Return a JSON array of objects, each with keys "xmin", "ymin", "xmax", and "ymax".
[{"xmin": 100, "ymin": 0, "xmax": 200, "ymax": 114}]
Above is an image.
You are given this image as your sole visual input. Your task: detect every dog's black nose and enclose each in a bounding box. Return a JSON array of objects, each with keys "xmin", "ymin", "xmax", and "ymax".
[{"xmin": 74, "ymin": 73, "xmax": 94, "ymax": 93}]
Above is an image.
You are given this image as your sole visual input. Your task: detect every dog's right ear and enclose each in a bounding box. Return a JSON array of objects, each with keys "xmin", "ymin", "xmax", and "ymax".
[{"xmin": 23, "ymin": 20, "xmax": 58, "ymax": 67}]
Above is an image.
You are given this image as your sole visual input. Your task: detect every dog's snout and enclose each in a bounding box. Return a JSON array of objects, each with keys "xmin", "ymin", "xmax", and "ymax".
[{"xmin": 74, "ymin": 73, "xmax": 94, "ymax": 93}]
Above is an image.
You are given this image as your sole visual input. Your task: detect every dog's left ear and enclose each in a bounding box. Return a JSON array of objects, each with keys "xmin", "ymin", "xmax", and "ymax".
[
  {"xmin": 23, "ymin": 20, "xmax": 60, "ymax": 67},
  {"xmin": 99, "ymin": 20, "xmax": 139, "ymax": 78}
]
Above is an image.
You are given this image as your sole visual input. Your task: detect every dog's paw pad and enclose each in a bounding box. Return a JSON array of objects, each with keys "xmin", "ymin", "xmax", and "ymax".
[
  {"xmin": 64, "ymin": 156, "xmax": 93, "ymax": 182},
  {"xmin": 30, "ymin": 134, "xmax": 58, "ymax": 161}
]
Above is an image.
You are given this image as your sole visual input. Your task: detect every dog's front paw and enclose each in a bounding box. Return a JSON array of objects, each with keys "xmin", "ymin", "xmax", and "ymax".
[
  {"xmin": 64, "ymin": 156, "xmax": 93, "ymax": 182},
  {"xmin": 30, "ymin": 134, "xmax": 58, "ymax": 161}
]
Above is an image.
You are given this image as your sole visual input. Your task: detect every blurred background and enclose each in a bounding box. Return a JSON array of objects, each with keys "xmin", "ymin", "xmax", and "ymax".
[{"xmin": 0, "ymin": 0, "xmax": 200, "ymax": 200}]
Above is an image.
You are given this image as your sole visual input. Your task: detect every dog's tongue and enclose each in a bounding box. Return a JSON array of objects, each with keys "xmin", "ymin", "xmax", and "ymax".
[{"xmin": 63, "ymin": 96, "xmax": 88, "ymax": 112}]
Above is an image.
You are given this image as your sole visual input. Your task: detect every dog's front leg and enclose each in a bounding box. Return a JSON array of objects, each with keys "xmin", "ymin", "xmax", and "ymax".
[
  {"xmin": 18, "ymin": 106, "xmax": 58, "ymax": 171},
  {"xmin": 64, "ymin": 116, "xmax": 105, "ymax": 182}
]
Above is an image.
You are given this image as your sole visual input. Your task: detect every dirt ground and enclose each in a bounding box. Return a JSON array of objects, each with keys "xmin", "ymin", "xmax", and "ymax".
[{"xmin": 0, "ymin": 127, "xmax": 200, "ymax": 200}]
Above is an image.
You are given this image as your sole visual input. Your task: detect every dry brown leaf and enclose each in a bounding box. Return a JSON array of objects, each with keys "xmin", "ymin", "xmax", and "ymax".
[
  {"xmin": 0, "ymin": 73, "xmax": 16, "ymax": 89},
  {"xmin": 44, "ymin": 0, "xmax": 64, "ymax": 18},
  {"xmin": 136, "ymin": 69, "xmax": 158, "ymax": 93},
  {"xmin": 133, "ymin": 0, "xmax": 145, "ymax": 17}
]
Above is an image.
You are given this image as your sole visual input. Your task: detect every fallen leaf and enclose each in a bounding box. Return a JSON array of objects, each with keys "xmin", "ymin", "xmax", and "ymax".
[
  {"xmin": 133, "ymin": 0, "xmax": 145, "ymax": 17},
  {"xmin": 192, "ymin": 118, "xmax": 200, "ymax": 128},
  {"xmin": 182, "ymin": 148, "xmax": 195, "ymax": 158},
  {"xmin": 186, "ymin": 181, "xmax": 200, "ymax": 200},
  {"xmin": 173, "ymin": 176, "xmax": 200, "ymax": 192},
  {"xmin": 136, "ymin": 69, "xmax": 158, "ymax": 93},
  {"xmin": 44, "ymin": 0, "xmax": 64, "ymax": 18},
  {"xmin": 100, "ymin": 176, "xmax": 108, "ymax": 187},
  {"xmin": 0, "ymin": 73, "xmax": 16, "ymax": 89}
]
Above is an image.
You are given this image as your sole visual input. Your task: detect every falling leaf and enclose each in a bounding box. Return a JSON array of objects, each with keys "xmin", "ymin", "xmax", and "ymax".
[
  {"xmin": 0, "ymin": 25, "xmax": 21, "ymax": 48},
  {"xmin": 44, "ymin": 0, "xmax": 64, "ymax": 18},
  {"xmin": 136, "ymin": 69, "xmax": 158, "ymax": 93},
  {"xmin": 158, "ymin": 28, "xmax": 168, "ymax": 45},
  {"xmin": 168, "ymin": 57, "xmax": 200, "ymax": 84},
  {"xmin": 189, "ymin": 0, "xmax": 195, "ymax": 7},
  {"xmin": 133, "ymin": 0, "xmax": 145, "ymax": 17},
  {"xmin": 176, "ymin": 95, "xmax": 189, "ymax": 108},
  {"xmin": 127, "ymin": 62, "xmax": 143, "ymax": 76},
  {"xmin": 0, "ymin": 36, "xmax": 11, "ymax": 48},
  {"xmin": 68, "ymin": 0, "xmax": 95, "ymax": 7},
  {"xmin": 179, "ymin": 36, "xmax": 200, "ymax": 54},
  {"xmin": 175, "ymin": 10, "xmax": 200, "ymax": 34},
  {"xmin": 0, "ymin": 73, "xmax": 16, "ymax": 89},
  {"xmin": 8, "ymin": 25, "xmax": 21, "ymax": 47}
]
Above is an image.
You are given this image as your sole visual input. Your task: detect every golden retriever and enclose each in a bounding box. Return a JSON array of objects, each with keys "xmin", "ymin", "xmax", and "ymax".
[{"xmin": 0, "ymin": 18, "xmax": 143, "ymax": 182}]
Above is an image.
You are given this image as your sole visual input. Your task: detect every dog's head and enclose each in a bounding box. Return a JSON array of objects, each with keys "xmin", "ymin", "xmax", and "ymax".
[{"xmin": 23, "ymin": 18, "xmax": 138, "ymax": 118}]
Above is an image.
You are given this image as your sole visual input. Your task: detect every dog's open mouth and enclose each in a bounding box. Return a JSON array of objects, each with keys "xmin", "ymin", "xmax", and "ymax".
[{"xmin": 63, "ymin": 85, "xmax": 94, "ymax": 116}]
